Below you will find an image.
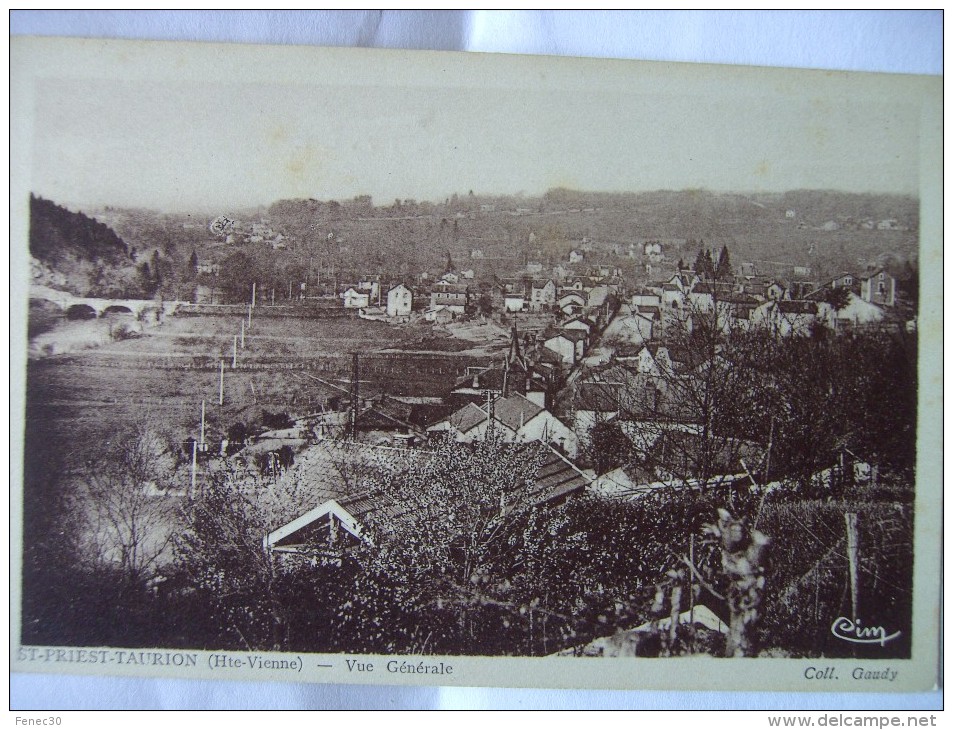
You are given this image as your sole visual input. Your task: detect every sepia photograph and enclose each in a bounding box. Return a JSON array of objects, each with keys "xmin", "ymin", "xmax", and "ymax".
[{"xmin": 10, "ymin": 31, "xmax": 941, "ymax": 697}]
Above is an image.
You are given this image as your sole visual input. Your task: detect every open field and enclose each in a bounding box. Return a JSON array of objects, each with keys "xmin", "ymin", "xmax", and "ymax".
[{"xmin": 23, "ymin": 311, "xmax": 502, "ymax": 468}]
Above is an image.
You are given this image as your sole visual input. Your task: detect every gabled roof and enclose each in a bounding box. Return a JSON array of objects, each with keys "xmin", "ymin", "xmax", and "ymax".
[
  {"xmin": 562, "ymin": 315, "xmax": 594, "ymax": 328},
  {"xmin": 492, "ymin": 394, "xmax": 544, "ymax": 431},
  {"xmin": 861, "ymin": 268, "xmax": 894, "ymax": 281},
  {"xmin": 449, "ymin": 402, "xmax": 490, "ymax": 433},
  {"xmin": 451, "ymin": 362, "xmax": 527, "ymax": 394},
  {"xmin": 265, "ymin": 440, "xmax": 590, "ymax": 552},
  {"xmin": 525, "ymin": 447, "xmax": 591, "ymax": 504}
]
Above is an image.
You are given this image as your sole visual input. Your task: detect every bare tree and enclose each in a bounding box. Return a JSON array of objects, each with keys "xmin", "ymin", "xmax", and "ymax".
[{"xmin": 73, "ymin": 426, "xmax": 178, "ymax": 593}]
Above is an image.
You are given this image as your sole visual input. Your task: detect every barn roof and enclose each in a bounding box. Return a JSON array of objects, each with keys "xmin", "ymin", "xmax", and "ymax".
[{"xmin": 264, "ymin": 439, "xmax": 590, "ymax": 552}]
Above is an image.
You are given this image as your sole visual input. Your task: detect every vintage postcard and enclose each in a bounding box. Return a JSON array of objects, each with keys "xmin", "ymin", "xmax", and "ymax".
[{"xmin": 10, "ymin": 36, "xmax": 941, "ymax": 693}]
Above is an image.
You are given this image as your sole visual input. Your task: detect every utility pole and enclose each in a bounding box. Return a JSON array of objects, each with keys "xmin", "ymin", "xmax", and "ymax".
[
  {"xmin": 232, "ymin": 336, "xmax": 238, "ymax": 368},
  {"xmin": 251, "ymin": 281, "xmax": 256, "ymax": 308},
  {"xmin": 240, "ymin": 319, "xmax": 245, "ymax": 349},
  {"xmin": 191, "ymin": 438, "xmax": 197, "ymax": 494},
  {"xmin": 200, "ymin": 399, "xmax": 206, "ymax": 450},
  {"xmin": 219, "ymin": 360, "xmax": 225, "ymax": 405},
  {"xmin": 247, "ymin": 304, "xmax": 253, "ymax": 331},
  {"xmin": 350, "ymin": 352, "xmax": 360, "ymax": 440}
]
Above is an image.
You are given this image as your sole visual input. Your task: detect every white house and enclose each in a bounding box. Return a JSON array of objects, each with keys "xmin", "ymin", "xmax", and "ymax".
[
  {"xmin": 628, "ymin": 344, "xmax": 673, "ymax": 377},
  {"xmin": 660, "ymin": 283, "xmax": 684, "ymax": 309},
  {"xmin": 430, "ymin": 282, "xmax": 468, "ymax": 313},
  {"xmin": 386, "ymin": 284, "xmax": 413, "ymax": 318},
  {"xmin": 428, "ymin": 394, "xmax": 579, "ymax": 458},
  {"xmin": 631, "ymin": 290, "xmax": 662, "ymax": 308},
  {"xmin": 561, "ymin": 316, "xmax": 592, "ymax": 336},
  {"xmin": 586, "ymin": 285, "xmax": 611, "ymax": 311},
  {"xmin": 558, "ymin": 291, "xmax": 586, "ymax": 315},
  {"xmin": 817, "ymin": 292, "xmax": 884, "ymax": 329},
  {"xmin": 750, "ymin": 300, "xmax": 818, "ymax": 336},
  {"xmin": 358, "ymin": 278, "xmax": 381, "ymax": 302},
  {"xmin": 530, "ymin": 279, "xmax": 557, "ymax": 312},
  {"xmin": 342, "ymin": 287, "xmax": 370, "ymax": 309},
  {"xmin": 601, "ymin": 313, "xmax": 654, "ymax": 346},
  {"xmin": 860, "ymin": 269, "xmax": 897, "ymax": 307},
  {"xmin": 504, "ymin": 293, "xmax": 527, "ymax": 313},
  {"xmin": 542, "ymin": 330, "xmax": 587, "ymax": 366}
]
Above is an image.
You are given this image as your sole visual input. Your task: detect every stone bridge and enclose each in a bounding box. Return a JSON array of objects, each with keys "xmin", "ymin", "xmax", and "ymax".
[{"xmin": 30, "ymin": 285, "xmax": 185, "ymax": 321}]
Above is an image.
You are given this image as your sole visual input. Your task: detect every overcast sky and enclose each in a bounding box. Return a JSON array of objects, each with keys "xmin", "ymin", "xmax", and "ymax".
[{"xmin": 29, "ymin": 59, "xmax": 924, "ymax": 213}]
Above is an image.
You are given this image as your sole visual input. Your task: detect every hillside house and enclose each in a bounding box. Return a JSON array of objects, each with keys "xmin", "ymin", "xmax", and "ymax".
[
  {"xmin": 504, "ymin": 292, "xmax": 528, "ymax": 313},
  {"xmin": 661, "ymin": 283, "xmax": 684, "ymax": 310},
  {"xmin": 424, "ymin": 306, "xmax": 456, "ymax": 324},
  {"xmin": 631, "ymin": 290, "xmax": 662, "ymax": 308},
  {"xmin": 530, "ymin": 279, "xmax": 557, "ymax": 312},
  {"xmin": 430, "ymin": 282, "xmax": 469, "ymax": 313},
  {"xmin": 626, "ymin": 344, "xmax": 674, "ymax": 377},
  {"xmin": 542, "ymin": 330, "xmax": 587, "ymax": 366},
  {"xmin": 558, "ymin": 291, "xmax": 586, "ymax": 315},
  {"xmin": 358, "ymin": 306, "xmax": 388, "ymax": 322},
  {"xmin": 427, "ymin": 394, "xmax": 579, "ymax": 457},
  {"xmin": 831, "ymin": 272, "xmax": 859, "ymax": 292},
  {"xmin": 602, "ymin": 312, "xmax": 654, "ymax": 347},
  {"xmin": 750, "ymin": 299, "xmax": 818, "ymax": 336},
  {"xmin": 561, "ymin": 316, "xmax": 593, "ymax": 336},
  {"xmin": 449, "ymin": 329, "xmax": 549, "ymax": 408},
  {"xmin": 861, "ymin": 269, "xmax": 896, "ymax": 307},
  {"xmin": 342, "ymin": 287, "xmax": 371, "ymax": 309},
  {"xmin": 817, "ymin": 293, "xmax": 884, "ymax": 329},
  {"xmin": 586, "ymin": 285, "xmax": 611, "ymax": 311},
  {"xmin": 386, "ymin": 284, "xmax": 413, "ymax": 318},
  {"xmin": 358, "ymin": 278, "xmax": 381, "ymax": 302}
]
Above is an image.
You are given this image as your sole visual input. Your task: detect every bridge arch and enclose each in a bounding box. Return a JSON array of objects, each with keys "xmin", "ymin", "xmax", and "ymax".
[
  {"xmin": 65, "ymin": 303, "xmax": 97, "ymax": 320},
  {"xmin": 102, "ymin": 304, "xmax": 135, "ymax": 317}
]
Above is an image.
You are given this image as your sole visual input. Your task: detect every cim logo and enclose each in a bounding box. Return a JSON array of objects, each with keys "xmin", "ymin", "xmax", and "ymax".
[{"xmin": 830, "ymin": 617, "xmax": 901, "ymax": 647}]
